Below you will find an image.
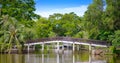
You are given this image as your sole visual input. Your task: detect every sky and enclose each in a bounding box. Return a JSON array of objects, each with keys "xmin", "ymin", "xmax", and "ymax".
[{"xmin": 35, "ymin": 0, "xmax": 93, "ymax": 18}]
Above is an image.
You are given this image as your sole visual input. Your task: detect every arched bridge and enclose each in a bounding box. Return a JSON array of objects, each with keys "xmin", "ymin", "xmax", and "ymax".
[
  {"xmin": 25, "ymin": 37, "xmax": 111, "ymax": 47},
  {"xmin": 24, "ymin": 37, "xmax": 111, "ymax": 53}
]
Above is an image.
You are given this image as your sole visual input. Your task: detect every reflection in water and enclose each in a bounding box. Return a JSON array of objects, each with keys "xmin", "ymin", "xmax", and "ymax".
[
  {"xmin": 89, "ymin": 54, "xmax": 91, "ymax": 63},
  {"xmin": 57, "ymin": 54, "xmax": 59, "ymax": 63},
  {"xmin": 0, "ymin": 51, "xmax": 120, "ymax": 63},
  {"xmin": 42, "ymin": 54, "xmax": 44, "ymax": 63},
  {"xmin": 73, "ymin": 54, "xmax": 75, "ymax": 63},
  {"xmin": 27, "ymin": 53, "xmax": 30, "ymax": 63}
]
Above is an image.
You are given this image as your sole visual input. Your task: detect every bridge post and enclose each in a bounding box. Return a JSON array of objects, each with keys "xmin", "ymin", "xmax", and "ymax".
[
  {"xmin": 27, "ymin": 44, "xmax": 30, "ymax": 53},
  {"xmin": 73, "ymin": 42, "xmax": 75, "ymax": 52},
  {"xmin": 42, "ymin": 42, "xmax": 44, "ymax": 53},
  {"xmin": 47, "ymin": 45, "xmax": 49, "ymax": 53},
  {"xmin": 77, "ymin": 45, "xmax": 80, "ymax": 51},
  {"xmin": 62, "ymin": 43, "xmax": 64, "ymax": 53},
  {"xmin": 89, "ymin": 44, "xmax": 92, "ymax": 53},
  {"xmin": 57, "ymin": 42, "xmax": 60, "ymax": 52},
  {"xmin": 33, "ymin": 45, "xmax": 35, "ymax": 51}
]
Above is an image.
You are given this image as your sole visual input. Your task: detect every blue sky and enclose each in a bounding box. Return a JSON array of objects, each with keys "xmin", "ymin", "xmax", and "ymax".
[{"xmin": 35, "ymin": 0, "xmax": 93, "ymax": 17}]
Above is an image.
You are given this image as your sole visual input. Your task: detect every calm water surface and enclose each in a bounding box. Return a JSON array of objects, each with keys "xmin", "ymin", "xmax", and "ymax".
[{"xmin": 0, "ymin": 50, "xmax": 120, "ymax": 63}]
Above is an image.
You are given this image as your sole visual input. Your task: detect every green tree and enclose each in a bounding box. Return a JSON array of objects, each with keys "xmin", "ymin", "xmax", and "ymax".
[
  {"xmin": 49, "ymin": 13, "xmax": 63, "ymax": 21},
  {"xmin": 34, "ymin": 18, "xmax": 52, "ymax": 38},
  {"xmin": 49, "ymin": 13, "xmax": 64, "ymax": 36},
  {"xmin": 105, "ymin": 0, "xmax": 120, "ymax": 30},
  {"xmin": 58, "ymin": 12, "xmax": 80, "ymax": 36},
  {"xmin": 83, "ymin": 0, "xmax": 105, "ymax": 39},
  {"xmin": 0, "ymin": 0, "xmax": 39, "ymax": 20},
  {"xmin": 109, "ymin": 30, "xmax": 120, "ymax": 47},
  {"xmin": 0, "ymin": 15, "xmax": 25, "ymax": 53}
]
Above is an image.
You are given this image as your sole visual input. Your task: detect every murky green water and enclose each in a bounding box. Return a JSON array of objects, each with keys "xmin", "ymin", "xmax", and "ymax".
[{"xmin": 0, "ymin": 50, "xmax": 120, "ymax": 63}]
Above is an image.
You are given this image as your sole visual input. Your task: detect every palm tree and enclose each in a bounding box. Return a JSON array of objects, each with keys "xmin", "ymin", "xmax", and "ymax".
[{"xmin": 0, "ymin": 15, "xmax": 25, "ymax": 53}]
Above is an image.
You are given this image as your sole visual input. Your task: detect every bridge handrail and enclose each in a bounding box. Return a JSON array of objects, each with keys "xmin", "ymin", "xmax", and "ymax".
[{"xmin": 26, "ymin": 37, "xmax": 111, "ymax": 46}]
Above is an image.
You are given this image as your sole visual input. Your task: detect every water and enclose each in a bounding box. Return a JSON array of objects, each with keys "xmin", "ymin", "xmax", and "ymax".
[{"xmin": 0, "ymin": 50, "xmax": 120, "ymax": 63}]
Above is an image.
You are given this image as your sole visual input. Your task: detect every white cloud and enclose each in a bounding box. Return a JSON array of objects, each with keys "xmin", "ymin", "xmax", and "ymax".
[{"xmin": 35, "ymin": 5, "xmax": 88, "ymax": 18}]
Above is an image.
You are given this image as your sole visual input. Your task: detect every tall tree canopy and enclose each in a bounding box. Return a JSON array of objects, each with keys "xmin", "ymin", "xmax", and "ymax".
[
  {"xmin": 0, "ymin": 0, "xmax": 39, "ymax": 20},
  {"xmin": 83, "ymin": 0, "xmax": 105, "ymax": 39},
  {"xmin": 105, "ymin": 0, "xmax": 120, "ymax": 30}
]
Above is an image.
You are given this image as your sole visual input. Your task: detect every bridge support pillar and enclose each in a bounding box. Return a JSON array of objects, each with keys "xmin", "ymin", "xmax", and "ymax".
[
  {"xmin": 27, "ymin": 45, "xmax": 30, "ymax": 53},
  {"xmin": 47, "ymin": 45, "xmax": 49, "ymax": 53},
  {"xmin": 62, "ymin": 43, "xmax": 64, "ymax": 53},
  {"xmin": 73, "ymin": 42, "xmax": 75, "ymax": 52},
  {"xmin": 89, "ymin": 45, "xmax": 92, "ymax": 53},
  {"xmin": 57, "ymin": 42, "xmax": 60, "ymax": 52},
  {"xmin": 42, "ymin": 42, "xmax": 44, "ymax": 53},
  {"xmin": 77, "ymin": 45, "xmax": 80, "ymax": 51},
  {"xmin": 33, "ymin": 45, "xmax": 35, "ymax": 51}
]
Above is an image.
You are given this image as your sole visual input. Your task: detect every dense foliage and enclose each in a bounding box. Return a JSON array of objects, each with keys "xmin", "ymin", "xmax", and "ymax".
[
  {"xmin": 0, "ymin": 0, "xmax": 39, "ymax": 20},
  {"xmin": 0, "ymin": 0, "xmax": 120, "ymax": 53}
]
